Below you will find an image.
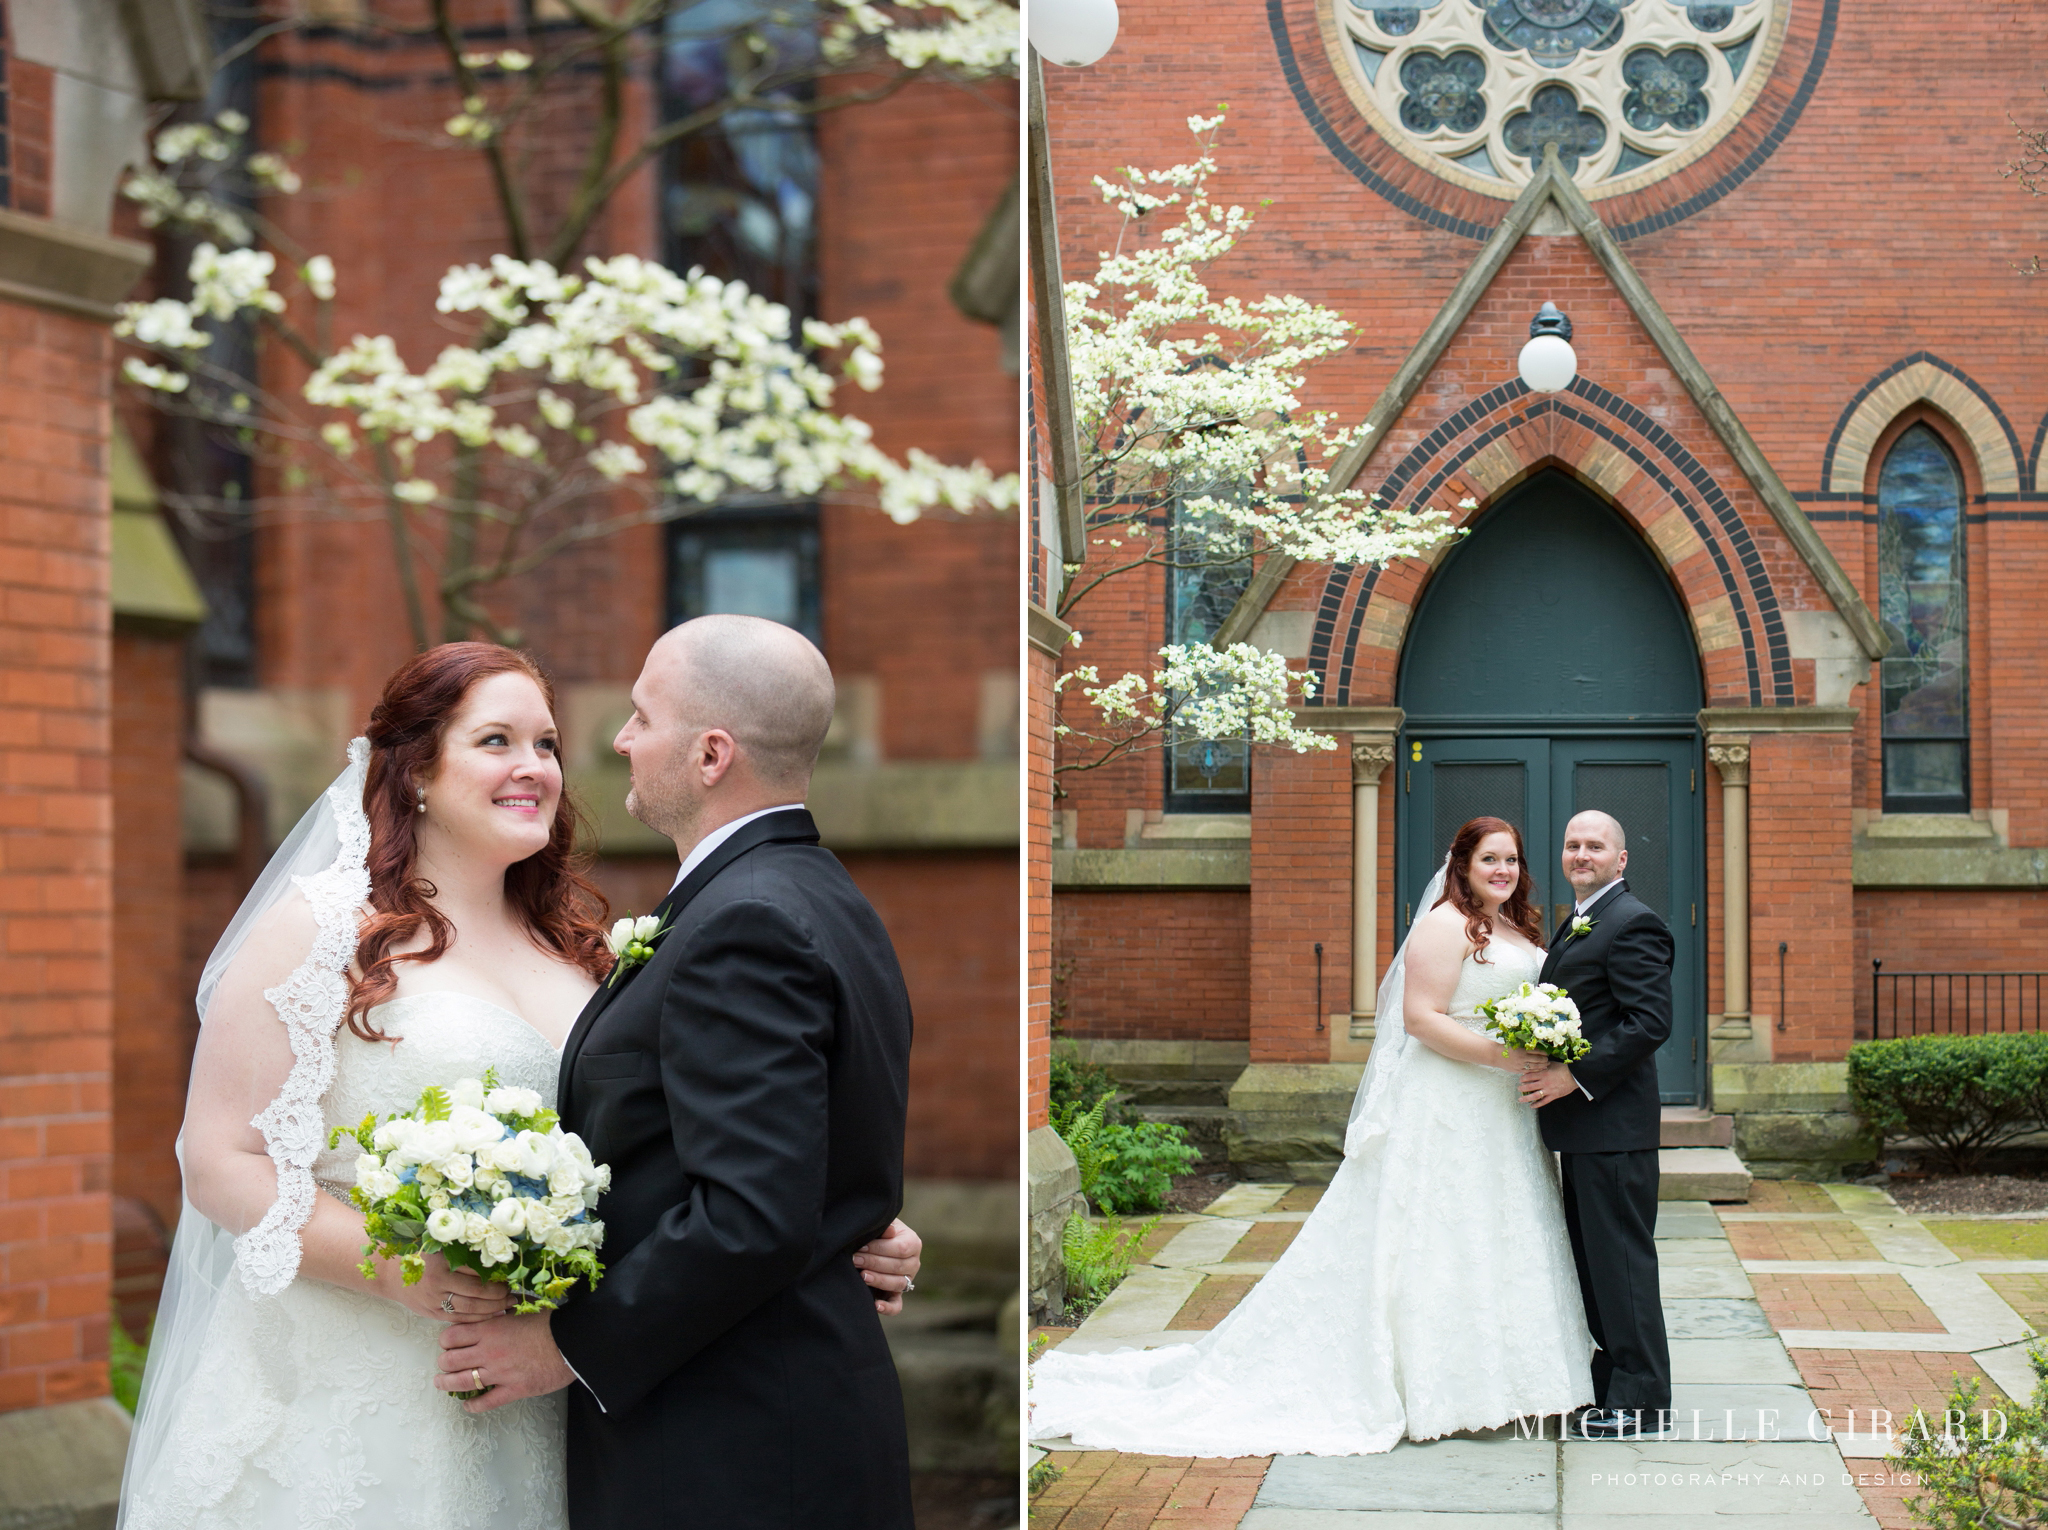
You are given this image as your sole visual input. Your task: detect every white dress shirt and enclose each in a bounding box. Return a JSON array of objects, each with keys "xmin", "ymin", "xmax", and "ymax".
[
  {"xmin": 669, "ymin": 803, "xmax": 808, "ymax": 893},
  {"xmin": 1572, "ymin": 877, "xmax": 1626, "ymax": 921}
]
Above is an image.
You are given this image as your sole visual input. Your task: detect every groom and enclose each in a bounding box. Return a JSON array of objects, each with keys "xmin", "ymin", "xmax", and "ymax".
[
  {"xmin": 1517, "ymin": 810, "xmax": 1674, "ymax": 1439},
  {"xmin": 437, "ymin": 614, "xmax": 919, "ymax": 1527}
]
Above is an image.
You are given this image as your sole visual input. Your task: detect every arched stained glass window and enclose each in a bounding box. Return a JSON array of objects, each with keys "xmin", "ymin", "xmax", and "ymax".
[
  {"xmin": 1165, "ymin": 483, "xmax": 1252, "ymax": 811},
  {"xmin": 1876, "ymin": 424, "xmax": 1968, "ymax": 813}
]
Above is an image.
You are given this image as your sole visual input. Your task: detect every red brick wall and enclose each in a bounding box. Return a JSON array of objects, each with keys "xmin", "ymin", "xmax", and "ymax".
[
  {"xmin": 1053, "ymin": 890, "xmax": 1249, "ymax": 1042},
  {"xmin": 1855, "ymin": 889, "xmax": 2048, "ymax": 1036},
  {"xmin": 1749, "ymin": 731, "xmax": 1857, "ymax": 1060},
  {"xmin": 0, "ymin": 300, "xmax": 115, "ymax": 1412},
  {"xmin": 1249, "ymin": 744, "xmax": 1353, "ymax": 1064},
  {"xmin": 110, "ymin": 630, "xmax": 190, "ymax": 1336},
  {"xmin": 840, "ymin": 852, "xmax": 1017, "ymax": 1181},
  {"xmin": 7, "ymin": 56, "xmax": 50, "ymax": 218},
  {"xmin": 1028, "ymin": 644, "xmax": 1053, "ymax": 1128}
]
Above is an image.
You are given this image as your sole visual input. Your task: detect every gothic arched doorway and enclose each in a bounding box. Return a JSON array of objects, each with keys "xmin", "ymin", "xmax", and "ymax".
[{"xmin": 1395, "ymin": 470, "xmax": 1707, "ymax": 1103}]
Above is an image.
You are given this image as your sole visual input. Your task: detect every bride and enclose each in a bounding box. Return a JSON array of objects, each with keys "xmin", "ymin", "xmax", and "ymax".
[
  {"xmin": 1031, "ymin": 816, "xmax": 1594, "ymax": 1457},
  {"xmin": 118, "ymin": 643, "xmax": 919, "ymax": 1528}
]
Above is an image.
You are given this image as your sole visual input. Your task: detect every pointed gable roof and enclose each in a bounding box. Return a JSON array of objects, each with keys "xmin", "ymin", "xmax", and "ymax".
[{"xmin": 1216, "ymin": 146, "xmax": 1885, "ymax": 663}]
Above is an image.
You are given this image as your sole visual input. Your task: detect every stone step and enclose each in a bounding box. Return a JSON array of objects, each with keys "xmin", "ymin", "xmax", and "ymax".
[
  {"xmin": 1119, "ymin": 1077, "xmax": 1235, "ymax": 1109},
  {"xmin": 1658, "ymin": 1146, "xmax": 1752, "ymax": 1203},
  {"xmin": 1132, "ymin": 1103, "xmax": 1236, "ymax": 1154},
  {"xmin": 1660, "ymin": 1106, "xmax": 1735, "ymax": 1148}
]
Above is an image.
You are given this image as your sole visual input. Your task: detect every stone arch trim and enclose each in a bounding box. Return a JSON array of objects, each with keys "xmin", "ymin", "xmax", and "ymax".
[
  {"xmin": 1307, "ymin": 377, "xmax": 1792, "ymax": 710},
  {"xmin": 1821, "ymin": 354, "xmax": 2022, "ymax": 495}
]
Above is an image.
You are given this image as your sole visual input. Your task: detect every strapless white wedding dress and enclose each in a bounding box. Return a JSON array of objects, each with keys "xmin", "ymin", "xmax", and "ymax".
[
  {"xmin": 125, "ymin": 994, "xmax": 569, "ymax": 1530},
  {"xmin": 1031, "ymin": 941, "xmax": 1594, "ymax": 1456}
]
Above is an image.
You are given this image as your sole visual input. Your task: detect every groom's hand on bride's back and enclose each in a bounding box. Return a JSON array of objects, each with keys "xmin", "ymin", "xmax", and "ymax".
[{"xmin": 854, "ymin": 1217, "xmax": 921, "ymax": 1315}]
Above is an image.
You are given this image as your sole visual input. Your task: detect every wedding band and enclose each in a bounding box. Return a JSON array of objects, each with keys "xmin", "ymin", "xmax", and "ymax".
[
  {"xmin": 441, "ymin": 1294, "xmax": 456, "ymax": 1314},
  {"xmin": 472, "ymin": 1369, "xmax": 483, "ymax": 1391}
]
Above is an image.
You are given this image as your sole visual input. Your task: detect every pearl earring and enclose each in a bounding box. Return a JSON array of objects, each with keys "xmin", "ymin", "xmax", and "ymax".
[{"xmin": 415, "ymin": 785, "xmax": 426, "ymax": 814}]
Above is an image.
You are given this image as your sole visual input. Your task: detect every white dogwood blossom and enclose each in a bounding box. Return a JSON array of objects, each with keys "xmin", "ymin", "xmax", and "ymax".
[
  {"xmin": 1054, "ymin": 643, "xmax": 1335, "ymax": 760},
  {"xmin": 113, "ymin": 15, "xmax": 1021, "ymax": 648},
  {"xmin": 820, "ymin": 0, "xmax": 1019, "ymax": 70},
  {"xmin": 1054, "ymin": 112, "xmax": 1467, "ymax": 782}
]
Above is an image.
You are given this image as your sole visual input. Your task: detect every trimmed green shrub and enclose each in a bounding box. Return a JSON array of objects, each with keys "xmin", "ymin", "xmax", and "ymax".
[{"xmin": 1847, "ymin": 1032, "xmax": 2048, "ymax": 1173}]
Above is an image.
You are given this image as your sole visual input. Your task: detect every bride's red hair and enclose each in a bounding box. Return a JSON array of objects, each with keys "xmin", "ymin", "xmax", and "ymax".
[
  {"xmin": 1433, "ymin": 816, "xmax": 1545, "ymax": 962},
  {"xmin": 346, "ymin": 643, "xmax": 612, "ymax": 1039}
]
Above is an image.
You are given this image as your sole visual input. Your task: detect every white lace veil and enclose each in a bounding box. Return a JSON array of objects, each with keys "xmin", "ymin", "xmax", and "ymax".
[
  {"xmin": 119, "ymin": 739, "xmax": 374, "ymax": 1525},
  {"xmin": 1343, "ymin": 858, "xmax": 1448, "ymax": 1159}
]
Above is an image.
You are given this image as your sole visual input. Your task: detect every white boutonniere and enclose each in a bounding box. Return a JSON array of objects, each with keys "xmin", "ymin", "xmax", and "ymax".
[
  {"xmin": 1568, "ymin": 915, "xmax": 1596, "ymax": 941},
  {"xmin": 604, "ymin": 913, "xmax": 672, "ymax": 987}
]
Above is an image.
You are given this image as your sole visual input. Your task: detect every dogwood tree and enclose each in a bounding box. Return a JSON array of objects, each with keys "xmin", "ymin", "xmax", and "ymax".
[
  {"xmin": 117, "ymin": 1, "xmax": 1019, "ymax": 648},
  {"xmin": 1052, "ymin": 112, "xmax": 1465, "ymax": 782}
]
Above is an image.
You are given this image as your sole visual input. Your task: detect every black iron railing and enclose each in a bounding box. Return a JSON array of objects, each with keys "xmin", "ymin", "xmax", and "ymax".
[{"xmin": 1870, "ymin": 962, "xmax": 2048, "ymax": 1039}]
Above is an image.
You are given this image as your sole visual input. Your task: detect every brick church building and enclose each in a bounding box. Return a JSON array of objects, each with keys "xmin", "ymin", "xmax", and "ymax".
[
  {"xmin": 1030, "ymin": 0, "xmax": 2048, "ymax": 1305},
  {"xmin": 0, "ymin": 0, "xmax": 1018, "ymax": 1506}
]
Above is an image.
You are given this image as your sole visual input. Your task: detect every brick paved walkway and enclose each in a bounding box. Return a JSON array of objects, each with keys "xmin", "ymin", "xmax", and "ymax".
[{"xmin": 1031, "ymin": 1179, "xmax": 2048, "ymax": 1528}]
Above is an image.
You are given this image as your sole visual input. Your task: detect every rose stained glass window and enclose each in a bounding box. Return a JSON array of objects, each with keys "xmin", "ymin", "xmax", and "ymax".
[{"xmin": 1336, "ymin": 0, "xmax": 1781, "ymax": 196}]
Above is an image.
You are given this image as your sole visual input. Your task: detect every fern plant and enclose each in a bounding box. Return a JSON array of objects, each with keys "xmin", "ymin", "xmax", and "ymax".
[
  {"xmin": 1051, "ymin": 1090, "xmax": 1117, "ymax": 1207},
  {"xmin": 1060, "ymin": 1208, "xmax": 1162, "ymax": 1317}
]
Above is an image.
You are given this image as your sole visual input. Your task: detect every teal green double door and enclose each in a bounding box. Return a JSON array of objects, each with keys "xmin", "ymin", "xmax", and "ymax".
[{"xmin": 1395, "ymin": 733, "xmax": 1705, "ymax": 1105}]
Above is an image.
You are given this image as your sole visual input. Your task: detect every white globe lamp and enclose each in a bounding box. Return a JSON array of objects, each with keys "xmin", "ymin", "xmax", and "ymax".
[
  {"xmin": 1030, "ymin": 0, "xmax": 1119, "ymax": 67},
  {"xmin": 1517, "ymin": 301, "xmax": 1577, "ymax": 394}
]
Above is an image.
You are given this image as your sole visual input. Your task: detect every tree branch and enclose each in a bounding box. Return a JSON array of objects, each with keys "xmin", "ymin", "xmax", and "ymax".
[{"xmin": 431, "ymin": 0, "xmax": 533, "ymax": 260}]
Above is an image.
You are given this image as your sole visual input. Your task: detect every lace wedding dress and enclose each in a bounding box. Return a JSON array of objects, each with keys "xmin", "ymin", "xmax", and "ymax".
[
  {"xmin": 124, "ymin": 993, "xmax": 569, "ymax": 1530},
  {"xmin": 1031, "ymin": 939, "xmax": 1593, "ymax": 1457}
]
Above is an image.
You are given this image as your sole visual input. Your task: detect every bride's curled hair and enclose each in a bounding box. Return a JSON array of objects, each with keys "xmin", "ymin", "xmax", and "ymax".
[
  {"xmin": 1434, "ymin": 816, "xmax": 1545, "ymax": 961},
  {"xmin": 347, "ymin": 642, "xmax": 612, "ymax": 1038}
]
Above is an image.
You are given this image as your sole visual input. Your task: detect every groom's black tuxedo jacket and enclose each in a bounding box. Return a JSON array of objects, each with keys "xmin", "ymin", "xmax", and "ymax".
[
  {"xmin": 550, "ymin": 808, "xmax": 914, "ymax": 1530},
  {"xmin": 1534, "ymin": 880, "xmax": 1673, "ymax": 1155}
]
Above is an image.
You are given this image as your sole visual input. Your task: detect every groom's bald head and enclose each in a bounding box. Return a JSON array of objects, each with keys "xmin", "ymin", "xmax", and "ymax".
[{"xmin": 645, "ymin": 615, "xmax": 836, "ymax": 792}]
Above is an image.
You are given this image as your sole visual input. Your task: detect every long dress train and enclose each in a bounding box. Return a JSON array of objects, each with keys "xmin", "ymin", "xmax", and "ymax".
[{"xmin": 1030, "ymin": 941, "xmax": 1594, "ymax": 1457}]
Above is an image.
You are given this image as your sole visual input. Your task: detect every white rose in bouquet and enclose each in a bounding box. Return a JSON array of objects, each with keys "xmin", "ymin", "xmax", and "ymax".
[
  {"xmin": 449, "ymin": 1104, "xmax": 506, "ymax": 1152},
  {"xmin": 485, "ymin": 1085, "xmax": 544, "ymax": 1118},
  {"xmin": 450, "ymin": 1076, "xmax": 487, "ymax": 1110}
]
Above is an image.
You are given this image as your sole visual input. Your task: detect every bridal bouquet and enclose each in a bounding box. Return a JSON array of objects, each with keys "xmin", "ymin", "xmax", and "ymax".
[
  {"xmin": 329, "ymin": 1068, "xmax": 609, "ymax": 1317},
  {"xmin": 1476, "ymin": 982, "xmax": 1591, "ymax": 1063}
]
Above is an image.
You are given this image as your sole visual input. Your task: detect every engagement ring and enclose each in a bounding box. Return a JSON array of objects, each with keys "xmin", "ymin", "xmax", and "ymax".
[{"xmin": 441, "ymin": 1293, "xmax": 455, "ymax": 1314}]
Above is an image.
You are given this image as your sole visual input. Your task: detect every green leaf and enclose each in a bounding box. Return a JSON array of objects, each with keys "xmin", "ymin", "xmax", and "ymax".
[{"xmin": 419, "ymin": 1085, "xmax": 452, "ymax": 1123}]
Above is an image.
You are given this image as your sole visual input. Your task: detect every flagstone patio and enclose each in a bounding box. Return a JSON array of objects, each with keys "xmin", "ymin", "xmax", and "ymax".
[{"xmin": 1031, "ymin": 1180, "xmax": 2048, "ymax": 1528}]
